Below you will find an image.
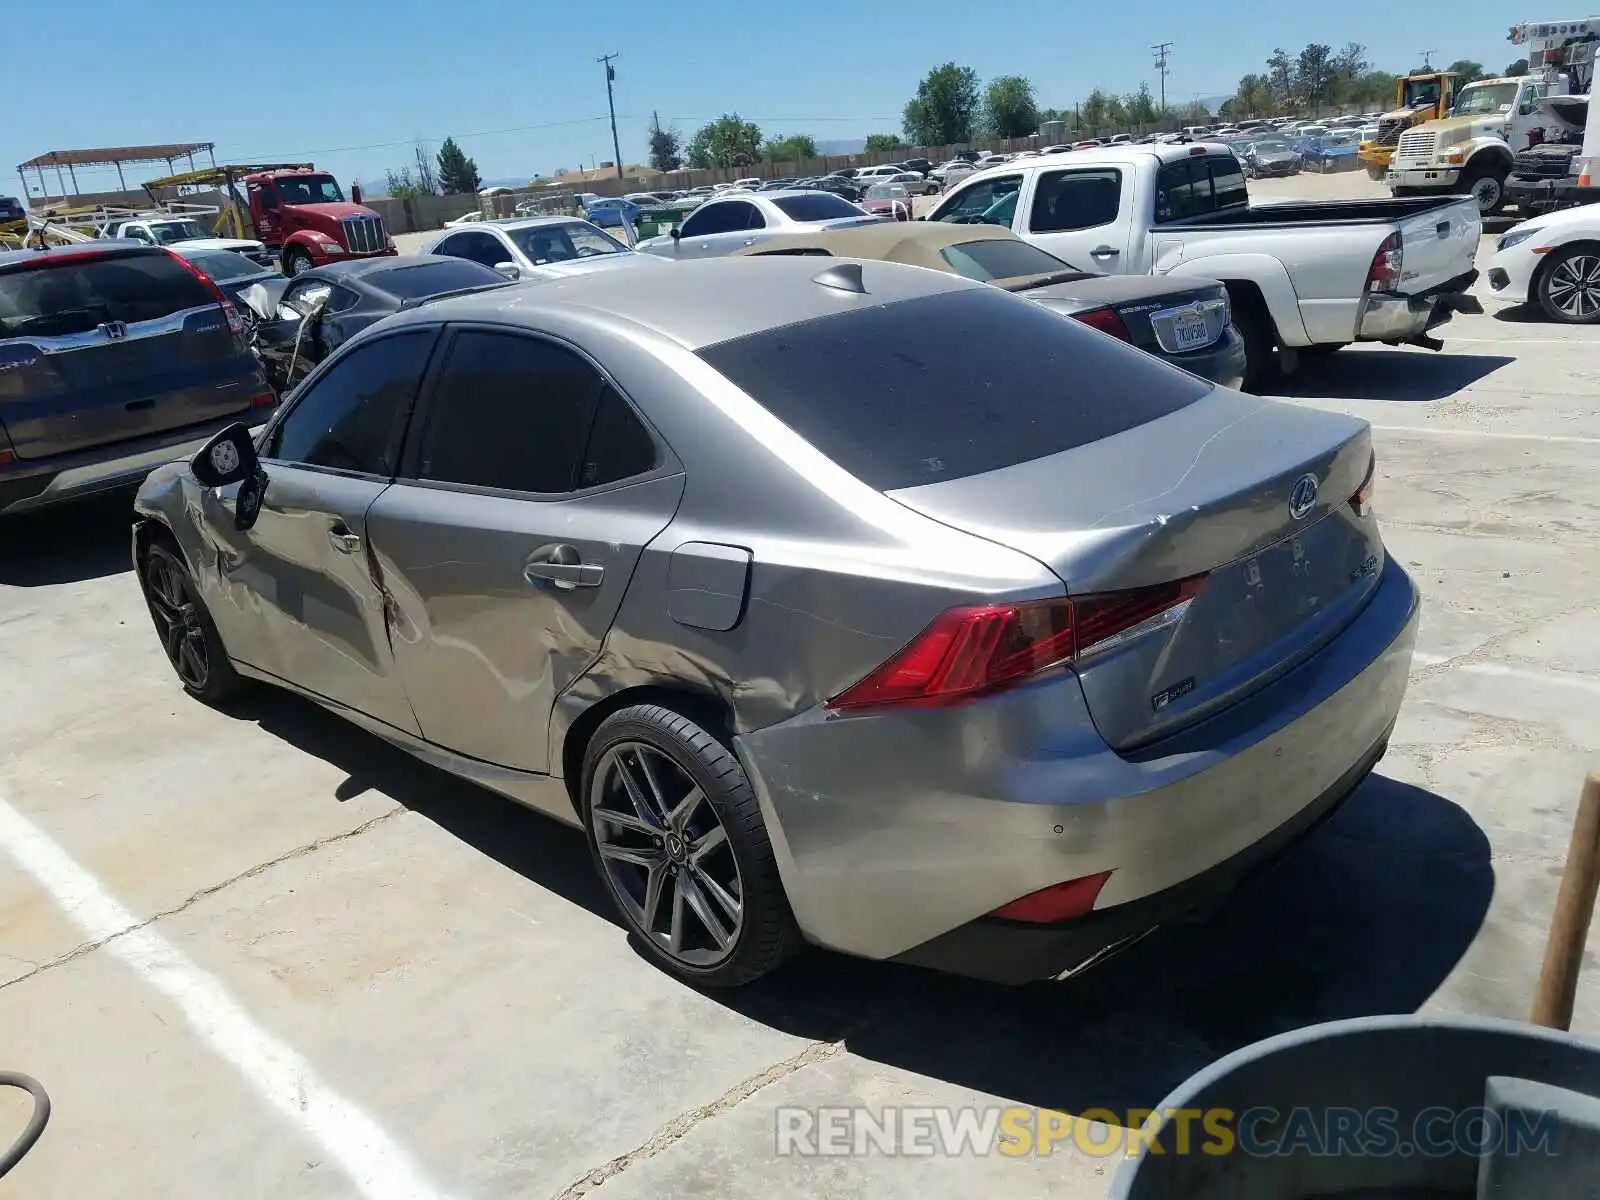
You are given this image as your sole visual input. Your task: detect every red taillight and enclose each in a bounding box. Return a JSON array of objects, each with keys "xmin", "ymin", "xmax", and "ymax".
[
  {"xmin": 0, "ymin": 448, "xmax": 13, "ymax": 468},
  {"xmin": 825, "ymin": 576, "xmax": 1207, "ymax": 712},
  {"xmin": 1365, "ymin": 231, "xmax": 1403, "ymax": 292},
  {"xmin": 1350, "ymin": 450, "xmax": 1376, "ymax": 517},
  {"xmin": 990, "ymin": 871, "xmax": 1113, "ymax": 923},
  {"xmin": 165, "ymin": 249, "xmax": 245, "ymax": 338},
  {"xmin": 249, "ymin": 391, "xmax": 278, "ymax": 409},
  {"xmin": 1071, "ymin": 306, "xmax": 1130, "ymax": 341}
]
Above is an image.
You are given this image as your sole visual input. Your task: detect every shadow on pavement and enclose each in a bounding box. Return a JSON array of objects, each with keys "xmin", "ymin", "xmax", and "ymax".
[
  {"xmin": 0, "ymin": 487, "xmax": 139, "ymax": 587},
  {"xmin": 232, "ymin": 689, "xmax": 1493, "ymax": 1121},
  {"xmin": 1275, "ymin": 349, "xmax": 1514, "ymax": 402}
]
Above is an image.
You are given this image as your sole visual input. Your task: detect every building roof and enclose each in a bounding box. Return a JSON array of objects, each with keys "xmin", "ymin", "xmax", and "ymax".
[{"xmin": 17, "ymin": 143, "xmax": 215, "ymax": 171}]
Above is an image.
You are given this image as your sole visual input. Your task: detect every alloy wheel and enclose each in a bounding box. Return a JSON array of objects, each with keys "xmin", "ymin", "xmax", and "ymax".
[
  {"xmin": 589, "ymin": 741, "xmax": 743, "ymax": 967},
  {"xmin": 144, "ymin": 553, "xmax": 210, "ymax": 690},
  {"xmin": 1546, "ymin": 254, "xmax": 1600, "ymax": 321}
]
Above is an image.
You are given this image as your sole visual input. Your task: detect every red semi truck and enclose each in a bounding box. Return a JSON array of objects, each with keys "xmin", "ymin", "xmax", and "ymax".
[{"xmin": 143, "ymin": 163, "xmax": 398, "ymax": 276}]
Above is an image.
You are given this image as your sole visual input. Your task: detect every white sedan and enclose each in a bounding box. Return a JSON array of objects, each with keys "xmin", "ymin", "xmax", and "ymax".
[
  {"xmin": 1485, "ymin": 204, "xmax": 1600, "ymax": 324},
  {"xmin": 634, "ymin": 188, "xmax": 883, "ymax": 258},
  {"xmin": 423, "ymin": 216, "xmax": 666, "ymax": 281}
]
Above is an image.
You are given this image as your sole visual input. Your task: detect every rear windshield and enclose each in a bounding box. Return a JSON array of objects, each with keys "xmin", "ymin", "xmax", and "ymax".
[
  {"xmin": 186, "ymin": 251, "xmax": 269, "ymax": 282},
  {"xmin": 697, "ymin": 288, "xmax": 1211, "ymax": 491},
  {"xmin": 939, "ymin": 238, "xmax": 1077, "ymax": 281},
  {"xmin": 366, "ymin": 258, "xmax": 506, "ymax": 302},
  {"xmin": 0, "ymin": 252, "xmax": 216, "ymax": 338},
  {"xmin": 770, "ymin": 193, "xmax": 863, "ymax": 221}
]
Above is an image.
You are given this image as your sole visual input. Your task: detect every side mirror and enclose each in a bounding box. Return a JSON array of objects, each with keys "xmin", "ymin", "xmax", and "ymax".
[
  {"xmin": 192, "ymin": 423, "xmax": 268, "ymax": 531},
  {"xmin": 493, "ymin": 261, "xmax": 521, "ymax": 280},
  {"xmin": 670, "ymin": 226, "xmax": 682, "ymax": 242},
  {"xmin": 350, "ymin": 183, "xmax": 363, "ymax": 205}
]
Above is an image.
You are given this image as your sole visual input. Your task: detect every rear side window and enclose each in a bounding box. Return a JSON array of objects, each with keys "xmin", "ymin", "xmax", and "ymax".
[
  {"xmin": 770, "ymin": 193, "xmax": 863, "ymax": 221},
  {"xmin": 697, "ymin": 288, "xmax": 1210, "ymax": 491},
  {"xmin": 578, "ymin": 386, "xmax": 658, "ymax": 488},
  {"xmin": 0, "ymin": 253, "xmax": 214, "ymax": 337},
  {"xmin": 413, "ymin": 330, "xmax": 601, "ymax": 494},
  {"xmin": 1155, "ymin": 156, "xmax": 1248, "ymax": 222}
]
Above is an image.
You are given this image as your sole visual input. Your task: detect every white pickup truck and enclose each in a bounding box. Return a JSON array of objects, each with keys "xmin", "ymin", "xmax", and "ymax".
[
  {"xmin": 108, "ymin": 217, "xmax": 278, "ymax": 270},
  {"xmin": 925, "ymin": 142, "xmax": 1484, "ymax": 389}
]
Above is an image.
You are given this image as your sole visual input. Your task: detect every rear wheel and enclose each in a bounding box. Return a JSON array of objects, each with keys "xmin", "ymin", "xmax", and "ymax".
[
  {"xmin": 140, "ymin": 540, "xmax": 244, "ymax": 705},
  {"xmin": 283, "ymin": 246, "xmax": 314, "ymax": 277},
  {"xmin": 1231, "ymin": 288, "xmax": 1283, "ymax": 393},
  {"xmin": 1536, "ymin": 245, "xmax": 1600, "ymax": 324},
  {"xmin": 581, "ymin": 704, "xmax": 803, "ymax": 987}
]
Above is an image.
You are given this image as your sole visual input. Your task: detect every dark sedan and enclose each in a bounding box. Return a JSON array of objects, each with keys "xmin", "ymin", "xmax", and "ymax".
[
  {"xmin": 1242, "ymin": 138, "xmax": 1302, "ymax": 178},
  {"xmin": 168, "ymin": 247, "xmax": 280, "ymax": 309},
  {"xmin": 244, "ymin": 253, "xmax": 510, "ymax": 393},
  {"xmin": 733, "ymin": 222, "xmax": 1246, "ymax": 388}
]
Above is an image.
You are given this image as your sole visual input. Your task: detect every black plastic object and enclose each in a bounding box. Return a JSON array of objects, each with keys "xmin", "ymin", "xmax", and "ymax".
[
  {"xmin": 0, "ymin": 1072, "xmax": 50, "ymax": 1179},
  {"xmin": 1112, "ymin": 1015, "xmax": 1600, "ymax": 1199}
]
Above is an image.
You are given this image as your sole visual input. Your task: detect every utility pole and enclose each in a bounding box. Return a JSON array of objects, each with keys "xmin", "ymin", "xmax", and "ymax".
[
  {"xmin": 1151, "ymin": 42, "xmax": 1173, "ymax": 114},
  {"xmin": 1418, "ymin": 49, "xmax": 1436, "ymax": 71},
  {"xmin": 598, "ymin": 53, "xmax": 624, "ymax": 180}
]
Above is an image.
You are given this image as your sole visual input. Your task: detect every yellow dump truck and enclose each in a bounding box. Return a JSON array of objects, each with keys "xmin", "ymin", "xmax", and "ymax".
[{"xmin": 1358, "ymin": 72, "xmax": 1460, "ymax": 178}]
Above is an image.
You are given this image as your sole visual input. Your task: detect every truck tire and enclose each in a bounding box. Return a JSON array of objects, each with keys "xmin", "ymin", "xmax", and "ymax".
[
  {"xmin": 1230, "ymin": 287, "xmax": 1283, "ymax": 393},
  {"xmin": 1460, "ymin": 162, "xmax": 1508, "ymax": 216},
  {"xmin": 283, "ymin": 246, "xmax": 315, "ymax": 277}
]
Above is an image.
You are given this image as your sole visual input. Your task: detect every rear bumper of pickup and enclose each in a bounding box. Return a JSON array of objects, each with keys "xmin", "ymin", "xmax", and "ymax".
[{"xmin": 1356, "ymin": 270, "xmax": 1482, "ymax": 345}]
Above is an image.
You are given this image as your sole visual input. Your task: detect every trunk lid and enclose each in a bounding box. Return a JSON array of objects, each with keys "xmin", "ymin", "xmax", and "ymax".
[
  {"xmin": 1020, "ymin": 275, "xmax": 1231, "ymax": 357},
  {"xmin": 1392, "ymin": 195, "xmax": 1480, "ymax": 295},
  {"xmin": 887, "ymin": 390, "xmax": 1383, "ymax": 749},
  {"xmin": 0, "ymin": 249, "xmax": 255, "ymax": 459}
]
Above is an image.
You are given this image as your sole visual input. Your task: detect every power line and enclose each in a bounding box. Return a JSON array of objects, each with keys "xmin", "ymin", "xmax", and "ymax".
[
  {"xmin": 598, "ymin": 53, "xmax": 623, "ymax": 179},
  {"xmin": 1151, "ymin": 42, "xmax": 1173, "ymax": 112}
]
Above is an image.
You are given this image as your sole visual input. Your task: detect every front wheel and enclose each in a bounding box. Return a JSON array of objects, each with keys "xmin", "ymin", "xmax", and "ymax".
[
  {"xmin": 1460, "ymin": 164, "xmax": 1508, "ymax": 216},
  {"xmin": 581, "ymin": 704, "xmax": 803, "ymax": 987},
  {"xmin": 140, "ymin": 540, "xmax": 245, "ymax": 705},
  {"xmin": 1536, "ymin": 245, "xmax": 1600, "ymax": 324},
  {"xmin": 282, "ymin": 246, "xmax": 315, "ymax": 277}
]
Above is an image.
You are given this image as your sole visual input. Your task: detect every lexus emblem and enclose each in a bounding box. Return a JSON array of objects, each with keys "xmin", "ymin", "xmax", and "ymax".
[{"xmin": 1289, "ymin": 474, "xmax": 1319, "ymax": 521}]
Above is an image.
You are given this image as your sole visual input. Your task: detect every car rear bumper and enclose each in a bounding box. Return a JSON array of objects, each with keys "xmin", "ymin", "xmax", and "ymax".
[
  {"xmin": 736, "ymin": 556, "xmax": 1421, "ymax": 976},
  {"xmin": 1356, "ymin": 270, "xmax": 1482, "ymax": 343},
  {"xmin": 0, "ymin": 403, "xmax": 268, "ymax": 515},
  {"xmin": 1156, "ymin": 323, "xmax": 1246, "ymax": 389}
]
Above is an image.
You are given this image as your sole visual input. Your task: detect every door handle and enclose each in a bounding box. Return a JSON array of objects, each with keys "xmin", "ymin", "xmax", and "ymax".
[
  {"xmin": 524, "ymin": 544, "xmax": 604, "ymax": 591},
  {"xmin": 1090, "ymin": 245, "xmax": 1120, "ymax": 258},
  {"xmin": 327, "ymin": 526, "xmax": 361, "ymax": 554}
]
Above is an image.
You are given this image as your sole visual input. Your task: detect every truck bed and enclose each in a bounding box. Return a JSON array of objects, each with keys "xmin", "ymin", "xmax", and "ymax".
[{"xmin": 1171, "ymin": 194, "xmax": 1472, "ymax": 229}]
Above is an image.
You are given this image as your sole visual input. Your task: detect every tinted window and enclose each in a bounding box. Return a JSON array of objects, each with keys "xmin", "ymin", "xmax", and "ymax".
[
  {"xmin": 1154, "ymin": 160, "xmax": 1203, "ymax": 222},
  {"xmin": 939, "ymin": 239, "xmax": 1076, "ymax": 281},
  {"xmin": 186, "ymin": 251, "xmax": 269, "ymax": 282},
  {"xmin": 697, "ymin": 288, "xmax": 1209, "ymax": 491},
  {"xmin": 680, "ymin": 204, "xmax": 742, "ymax": 238},
  {"xmin": 435, "ymin": 232, "xmax": 503, "ymax": 267},
  {"xmin": 578, "ymin": 386, "xmax": 658, "ymax": 488},
  {"xmin": 0, "ymin": 252, "xmax": 215, "ymax": 337},
  {"xmin": 1208, "ymin": 156, "xmax": 1248, "ymax": 209},
  {"xmin": 1029, "ymin": 169, "xmax": 1123, "ymax": 233},
  {"xmin": 933, "ymin": 175, "xmax": 1022, "ymax": 225},
  {"xmin": 725, "ymin": 202, "xmax": 764, "ymax": 230},
  {"xmin": 264, "ymin": 330, "xmax": 434, "ymax": 473},
  {"xmin": 367, "ymin": 259, "xmax": 505, "ymax": 301},
  {"xmin": 770, "ymin": 193, "xmax": 863, "ymax": 221},
  {"xmin": 414, "ymin": 330, "xmax": 600, "ymax": 494}
]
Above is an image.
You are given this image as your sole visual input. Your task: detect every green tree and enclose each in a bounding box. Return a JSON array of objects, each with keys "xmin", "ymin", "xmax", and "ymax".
[
  {"xmin": 1234, "ymin": 73, "xmax": 1275, "ymax": 116},
  {"xmin": 686, "ymin": 114, "xmax": 763, "ymax": 169},
  {"xmin": 984, "ymin": 74, "xmax": 1039, "ymax": 138},
  {"xmin": 903, "ymin": 63, "xmax": 981, "ymax": 146},
  {"xmin": 1123, "ymin": 83, "xmax": 1159, "ymax": 126},
  {"xmin": 1331, "ymin": 42, "xmax": 1370, "ymax": 82},
  {"xmin": 1080, "ymin": 88, "xmax": 1112, "ymax": 132},
  {"xmin": 1444, "ymin": 59, "xmax": 1488, "ymax": 82},
  {"xmin": 1505, "ymin": 58, "xmax": 1530, "ymax": 77},
  {"xmin": 435, "ymin": 137, "xmax": 481, "ymax": 195},
  {"xmin": 764, "ymin": 134, "xmax": 817, "ymax": 163},
  {"xmin": 1295, "ymin": 43, "xmax": 1336, "ymax": 106},
  {"xmin": 648, "ymin": 118, "xmax": 682, "ymax": 172},
  {"xmin": 864, "ymin": 133, "xmax": 905, "ymax": 152},
  {"xmin": 1266, "ymin": 48, "xmax": 1295, "ymax": 101}
]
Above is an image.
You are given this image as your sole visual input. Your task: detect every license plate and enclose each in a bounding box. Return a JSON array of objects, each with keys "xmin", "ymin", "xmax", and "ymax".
[{"xmin": 1172, "ymin": 312, "xmax": 1210, "ymax": 349}]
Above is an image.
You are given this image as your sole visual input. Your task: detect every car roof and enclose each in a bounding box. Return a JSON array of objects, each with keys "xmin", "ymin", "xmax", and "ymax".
[
  {"xmin": 480, "ymin": 215, "xmax": 599, "ymax": 233},
  {"xmin": 958, "ymin": 140, "xmax": 1233, "ymax": 186},
  {"xmin": 381, "ymin": 254, "xmax": 986, "ymax": 350},
  {"xmin": 300, "ymin": 252, "xmax": 474, "ymax": 282},
  {"xmin": 0, "ymin": 239, "xmax": 162, "ymax": 272}
]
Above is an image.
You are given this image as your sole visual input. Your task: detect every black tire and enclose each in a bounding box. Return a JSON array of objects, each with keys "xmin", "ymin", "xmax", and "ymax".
[
  {"xmin": 1301, "ymin": 343, "xmax": 1348, "ymax": 358},
  {"xmin": 581, "ymin": 704, "xmax": 803, "ymax": 987},
  {"xmin": 140, "ymin": 539, "xmax": 245, "ymax": 705},
  {"xmin": 1231, "ymin": 289, "xmax": 1282, "ymax": 393},
  {"xmin": 282, "ymin": 246, "xmax": 314, "ymax": 277},
  {"xmin": 1459, "ymin": 163, "xmax": 1508, "ymax": 216},
  {"xmin": 1535, "ymin": 244, "xmax": 1600, "ymax": 325}
]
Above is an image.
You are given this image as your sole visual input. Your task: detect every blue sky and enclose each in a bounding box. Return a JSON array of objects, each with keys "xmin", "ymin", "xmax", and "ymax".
[{"xmin": 7, "ymin": 0, "xmax": 1524, "ymax": 199}]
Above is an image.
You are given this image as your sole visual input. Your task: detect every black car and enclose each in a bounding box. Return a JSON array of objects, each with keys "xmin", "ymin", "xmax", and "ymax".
[
  {"xmin": 169, "ymin": 247, "xmax": 280, "ymax": 310},
  {"xmin": 0, "ymin": 241, "xmax": 273, "ymax": 515},
  {"xmin": 246, "ymin": 253, "xmax": 510, "ymax": 393},
  {"xmin": 809, "ymin": 176, "xmax": 864, "ymax": 202},
  {"xmin": 0, "ymin": 196, "xmax": 24, "ymax": 223},
  {"xmin": 900, "ymin": 157, "xmax": 934, "ymax": 175}
]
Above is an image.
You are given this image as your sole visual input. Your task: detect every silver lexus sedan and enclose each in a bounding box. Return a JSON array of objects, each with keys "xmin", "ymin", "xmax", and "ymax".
[{"xmin": 131, "ymin": 256, "xmax": 1419, "ymax": 988}]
